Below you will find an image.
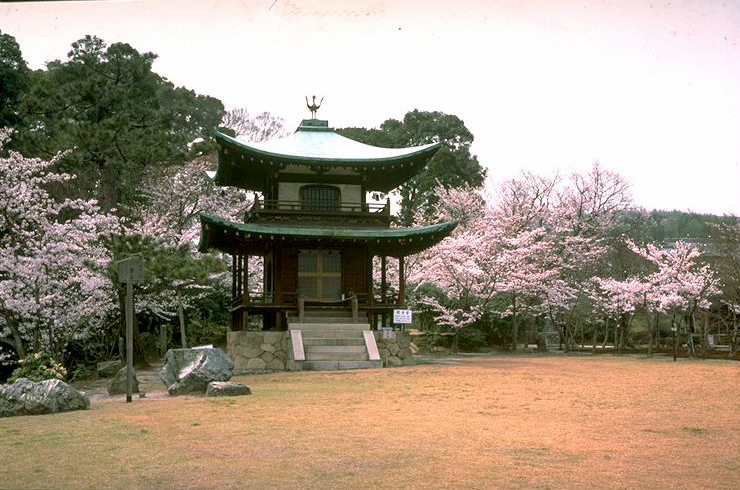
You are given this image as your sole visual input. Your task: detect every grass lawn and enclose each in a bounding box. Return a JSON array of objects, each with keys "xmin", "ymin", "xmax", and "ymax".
[{"xmin": 1, "ymin": 354, "xmax": 738, "ymax": 489}]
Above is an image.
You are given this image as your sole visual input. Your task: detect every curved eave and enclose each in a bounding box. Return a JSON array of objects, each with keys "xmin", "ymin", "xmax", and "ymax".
[
  {"xmin": 198, "ymin": 214, "xmax": 458, "ymax": 258},
  {"xmin": 213, "ymin": 131, "xmax": 441, "ymax": 193}
]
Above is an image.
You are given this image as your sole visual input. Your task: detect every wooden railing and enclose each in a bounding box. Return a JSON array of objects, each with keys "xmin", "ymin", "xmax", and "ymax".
[{"xmin": 248, "ymin": 198, "xmax": 390, "ymax": 216}]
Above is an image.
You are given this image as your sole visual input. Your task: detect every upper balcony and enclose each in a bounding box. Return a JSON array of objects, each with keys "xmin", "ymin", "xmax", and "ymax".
[{"xmin": 245, "ymin": 197, "xmax": 392, "ymax": 228}]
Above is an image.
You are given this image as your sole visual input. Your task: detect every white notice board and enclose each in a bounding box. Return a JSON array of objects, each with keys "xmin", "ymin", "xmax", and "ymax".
[{"xmin": 393, "ymin": 309, "xmax": 413, "ymax": 324}]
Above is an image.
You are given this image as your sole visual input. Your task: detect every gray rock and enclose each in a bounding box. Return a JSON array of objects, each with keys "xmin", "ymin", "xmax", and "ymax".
[
  {"xmin": 397, "ymin": 333, "xmax": 411, "ymax": 348},
  {"xmin": 159, "ymin": 348, "xmax": 233, "ymax": 396},
  {"xmin": 206, "ymin": 381, "xmax": 251, "ymax": 397},
  {"xmin": 97, "ymin": 360, "xmax": 123, "ymax": 378},
  {"xmin": 246, "ymin": 358, "xmax": 266, "ymax": 370},
  {"xmin": 266, "ymin": 358, "xmax": 285, "ymax": 370},
  {"xmin": 107, "ymin": 367, "xmax": 140, "ymax": 395},
  {"xmin": 260, "ymin": 352, "xmax": 274, "ymax": 363},
  {"xmin": 397, "ymin": 347, "xmax": 413, "ymax": 360},
  {"xmin": 386, "ymin": 356, "xmax": 403, "ymax": 367},
  {"xmin": 263, "ymin": 331, "xmax": 283, "ymax": 345},
  {"xmin": 1, "ymin": 378, "xmax": 90, "ymax": 417}
]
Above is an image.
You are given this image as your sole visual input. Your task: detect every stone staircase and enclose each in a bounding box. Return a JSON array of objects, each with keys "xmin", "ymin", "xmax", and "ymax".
[{"xmin": 286, "ymin": 310, "xmax": 382, "ymax": 371}]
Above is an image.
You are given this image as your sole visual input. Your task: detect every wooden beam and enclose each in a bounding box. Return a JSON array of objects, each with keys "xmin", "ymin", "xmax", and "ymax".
[{"xmin": 397, "ymin": 256, "xmax": 405, "ymax": 307}]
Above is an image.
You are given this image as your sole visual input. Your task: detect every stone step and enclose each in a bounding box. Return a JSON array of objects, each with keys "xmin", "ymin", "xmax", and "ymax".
[
  {"xmin": 305, "ymin": 352, "xmax": 369, "ymax": 361},
  {"xmin": 288, "ymin": 323, "xmax": 370, "ymax": 330},
  {"xmin": 304, "ymin": 345, "xmax": 368, "ymax": 354},
  {"xmin": 302, "ymin": 337, "xmax": 366, "ymax": 346},
  {"xmin": 288, "ymin": 317, "xmax": 359, "ymax": 324},
  {"xmin": 299, "ymin": 329, "xmax": 367, "ymax": 339},
  {"xmin": 302, "ymin": 360, "xmax": 382, "ymax": 371}
]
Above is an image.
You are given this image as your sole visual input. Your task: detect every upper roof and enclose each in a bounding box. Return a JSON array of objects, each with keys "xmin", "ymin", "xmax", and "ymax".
[{"xmin": 213, "ymin": 119, "xmax": 442, "ymax": 192}]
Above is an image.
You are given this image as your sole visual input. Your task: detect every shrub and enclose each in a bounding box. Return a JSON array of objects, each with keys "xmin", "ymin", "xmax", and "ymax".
[{"xmin": 7, "ymin": 352, "xmax": 67, "ymax": 384}]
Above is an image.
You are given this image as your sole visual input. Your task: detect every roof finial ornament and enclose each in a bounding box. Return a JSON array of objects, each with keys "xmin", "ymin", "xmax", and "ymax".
[{"xmin": 305, "ymin": 95, "xmax": 324, "ymax": 119}]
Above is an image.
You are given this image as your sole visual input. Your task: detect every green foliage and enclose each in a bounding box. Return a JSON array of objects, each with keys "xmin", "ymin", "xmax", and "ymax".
[
  {"xmin": 0, "ymin": 30, "xmax": 30, "ymax": 131},
  {"xmin": 456, "ymin": 326, "xmax": 488, "ymax": 351},
  {"xmin": 649, "ymin": 210, "xmax": 734, "ymax": 241},
  {"xmin": 8, "ymin": 352, "xmax": 67, "ymax": 383},
  {"xmin": 15, "ymin": 35, "xmax": 224, "ymax": 214},
  {"xmin": 338, "ymin": 109, "xmax": 486, "ymax": 225}
]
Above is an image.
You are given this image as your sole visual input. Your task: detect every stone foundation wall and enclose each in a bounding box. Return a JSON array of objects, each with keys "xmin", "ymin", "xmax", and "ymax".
[
  {"xmin": 226, "ymin": 331, "xmax": 288, "ymax": 372},
  {"xmin": 374, "ymin": 331, "xmax": 416, "ymax": 367},
  {"xmin": 226, "ymin": 330, "xmax": 416, "ymax": 371}
]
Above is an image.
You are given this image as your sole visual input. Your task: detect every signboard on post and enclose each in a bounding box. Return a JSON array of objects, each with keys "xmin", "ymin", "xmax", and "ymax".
[
  {"xmin": 116, "ymin": 257, "xmax": 144, "ymax": 404},
  {"xmin": 118, "ymin": 257, "xmax": 144, "ymax": 284},
  {"xmin": 393, "ymin": 309, "xmax": 412, "ymax": 324}
]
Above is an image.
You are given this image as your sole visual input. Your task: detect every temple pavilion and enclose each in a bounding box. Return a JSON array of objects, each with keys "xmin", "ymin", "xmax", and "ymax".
[{"xmin": 198, "ymin": 112, "xmax": 456, "ymax": 369}]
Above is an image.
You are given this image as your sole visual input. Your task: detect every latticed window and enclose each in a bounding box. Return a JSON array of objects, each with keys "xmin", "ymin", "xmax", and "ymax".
[
  {"xmin": 297, "ymin": 250, "xmax": 342, "ymax": 300},
  {"xmin": 300, "ymin": 185, "xmax": 340, "ymax": 211}
]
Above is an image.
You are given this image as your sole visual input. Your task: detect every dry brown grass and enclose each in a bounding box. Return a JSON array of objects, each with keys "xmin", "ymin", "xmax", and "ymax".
[{"xmin": 2, "ymin": 354, "xmax": 738, "ymax": 490}]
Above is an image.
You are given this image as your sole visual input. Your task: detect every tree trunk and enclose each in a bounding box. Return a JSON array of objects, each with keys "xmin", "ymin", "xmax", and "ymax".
[
  {"xmin": 591, "ymin": 321, "xmax": 598, "ymax": 354},
  {"xmin": 686, "ymin": 315, "xmax": 696, "ymax": 358},
  {"xmin": 512, "ymin": 294, "xmax": 518, "ymax": 351},
  {"xmin": 700, "ymin": 314, "xmax": 710, "ymax": 359},
  {"xmin": 602, "ymin": 318, "xmax": 610, "ymax": 350},
  {"xmin": 5, "ymin": 318, "xmax": 26, "ymax": 359},
  {"xmin": 177, "ymin": 286, "xmax": 187, "ymax": 349},
  {"xmin": 647, "ymin": 310, "xmax": 654, "ymax": 358}
]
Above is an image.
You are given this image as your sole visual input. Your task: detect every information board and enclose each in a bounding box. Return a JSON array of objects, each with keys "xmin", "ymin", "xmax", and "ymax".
[{"xmin": 393, "ymin": 309, "xmax": 413, "ymax": 324}]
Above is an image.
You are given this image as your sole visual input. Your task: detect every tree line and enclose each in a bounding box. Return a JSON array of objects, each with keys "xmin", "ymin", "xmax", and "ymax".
[{"xmin": 1, "ymin": 30, "xmax": 737, "ymax": 380}]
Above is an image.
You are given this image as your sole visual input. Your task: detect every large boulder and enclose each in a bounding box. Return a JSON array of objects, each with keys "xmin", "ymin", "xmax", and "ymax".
[
  {"xmin": 159, "ymin": 348, "xmax": 233, "ymax": 396},
  {"xmin": 0, "ymin": 378, "xmax": 90, "ymax": 418},
  {"xmin": 107, "ymin": 367, "xmax": 140, "ymax": 396}
]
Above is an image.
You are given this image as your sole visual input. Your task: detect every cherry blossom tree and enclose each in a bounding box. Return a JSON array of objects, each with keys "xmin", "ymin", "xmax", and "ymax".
[
  {"xmin": 627, "ymin": 240, "xmax": 720, "ymax": 357},
  {"xmin": 0, "ymin": 129, "xmax": 120, "ymax": 362}
]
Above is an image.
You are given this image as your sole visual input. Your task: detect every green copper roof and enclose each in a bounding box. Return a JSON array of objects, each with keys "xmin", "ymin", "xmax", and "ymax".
[
  {"xmin": 213, "ymin": 119, "xmax": 442, "ymax": 192},
  {"xmin": 199, "ymin": 214, "xmax": 457, "ymax": 257}
]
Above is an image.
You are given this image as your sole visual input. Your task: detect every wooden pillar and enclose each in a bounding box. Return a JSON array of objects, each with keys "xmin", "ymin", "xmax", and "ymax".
[
  {"xmin": 231, "ymin": 254, "xmax": 237, "ymax": 299},
  {"xmin": 381, "ymin": 256, "xmax": 387, "ymax": 304},
  {"xmin": 381, "ymin": 255, "xmax": 388, "ymax": 328},
  {"xmin": 242, "ymin": 254, "xmax": 250, "ymax": 305},
  {"xmin": 242, "ymin": 254, "xmax": 249, "ymax": 330},
  {"xmin": 236, "ymin": 253, "xmax": 242, "ymax": 299},
  {"xmin": 397, "ymin": 256, "xmax": 405, "ymax": 307}
]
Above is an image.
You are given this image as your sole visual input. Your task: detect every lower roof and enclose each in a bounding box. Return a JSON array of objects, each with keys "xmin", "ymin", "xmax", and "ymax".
[{"xmin": 199, "ymin": 214, "xmax": 457, "ymax": 257}]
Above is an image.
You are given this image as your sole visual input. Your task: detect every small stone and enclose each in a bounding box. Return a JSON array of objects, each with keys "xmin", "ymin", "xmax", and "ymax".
[
  {"xmin": 397, "ymin": 347, "xmax": 413, "ymax": 360},
  {"xmin": 273, "ymin": 350, "xmax": 287, "ymax": 361},
  {"xmin": 387, "ymin": 356, "xmax": 403, "ymax": 367},
  {"xmin": 97, "ymin": 360, "xmax": 123, "ymax": 378},
  {"xmin": 266, "ymin": 358, "xmax": 285, "ymax": 370},
  {"xmin": 388, "ymin": 343, "xmax": 400, "ymax": 355},
  {"xmin": 108, "ymin": 367, "xmax": 140, "ymax": 395},
  {"xmin": 244, "ymin": 333, "xmax": 264, "ymax": 348},
  {"xmin": 260, "ymin": 352, "xmax": 274, "ymax": 363},
  {"xmin": 246, "ymin": 358, "xmax": 266, "ymax": 370},
  {"xmin": 237, "ymin": 346, "xmax": 262, "ymax": 358},
  {"xmin": 397, "ymin": 333, "xmax": 411, "ymax": 348},
  {"xmin": 260, "ymin": 343, "xmax": 276, "ymax": 353},
  {"xmin": 206, "ymin": 381, "xmax": 251, "ymax": 397},
  {"xmin": 402, "ymin": 357, "xmax": 416, "ymax": 366},
  {"xmin": 263, "ymin": 331, "xmax": 283, "ymax": 345}
]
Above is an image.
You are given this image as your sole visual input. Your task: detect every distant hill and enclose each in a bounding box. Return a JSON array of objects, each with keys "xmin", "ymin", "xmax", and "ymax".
[{"xmin": 649, "ymin": 210, "xmax": 736, "ymax": 242}]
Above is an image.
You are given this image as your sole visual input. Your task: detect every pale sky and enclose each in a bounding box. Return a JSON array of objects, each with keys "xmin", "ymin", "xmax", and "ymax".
[{"xmin": 2, "ymin": 0, "xmax": 739, "ymax": 215}]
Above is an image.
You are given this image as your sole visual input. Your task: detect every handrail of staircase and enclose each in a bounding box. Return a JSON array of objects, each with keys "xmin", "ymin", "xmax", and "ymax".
[{"xmin": 297, "ymin": 294, "xmax": 359, "ymax": 323}]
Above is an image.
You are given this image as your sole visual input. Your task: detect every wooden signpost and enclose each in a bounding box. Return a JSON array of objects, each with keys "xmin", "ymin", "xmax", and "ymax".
[{"xmin": 117, "ymin": 258, "xmax": 144, "ymax": 403}]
